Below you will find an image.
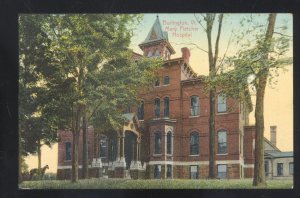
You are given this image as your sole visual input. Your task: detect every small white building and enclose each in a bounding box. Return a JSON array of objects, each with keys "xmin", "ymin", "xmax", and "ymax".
[{"xmin": 264, "ymin": 126, "xmax": 293, "ymax": 179}]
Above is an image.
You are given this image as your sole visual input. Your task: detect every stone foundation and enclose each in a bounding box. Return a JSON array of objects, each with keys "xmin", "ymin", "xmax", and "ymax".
[
  {"xmin": 57, "ymin": 163, "xmax": 247, "ymax": 180},
  {"xmin": 130, "ymin": 169, "xmax": 146, "ymax": 179}
]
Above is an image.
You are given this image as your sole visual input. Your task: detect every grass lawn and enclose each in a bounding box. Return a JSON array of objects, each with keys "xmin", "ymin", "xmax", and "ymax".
[{"xmin": 19, "ymin": 178, "xmax": 293, "ymax": 189}]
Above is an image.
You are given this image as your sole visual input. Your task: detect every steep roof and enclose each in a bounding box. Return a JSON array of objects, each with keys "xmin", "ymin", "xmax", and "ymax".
[
  {"xmin": 123, "ymin": 113, "xmax": 135, "ymax": 122},
  {"xmin": 140, "ymin": 16, "xmax": 169, "ymax": 45},
  {"xmin": 264, "ymin": 137, "xmax": 281, "ymax": 152}
]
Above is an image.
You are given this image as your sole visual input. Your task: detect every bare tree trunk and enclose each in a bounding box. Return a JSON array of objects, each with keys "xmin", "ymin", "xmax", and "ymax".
[
  {"xmin": 18, "ymin": 130, "xmax": 23, "ymax": 184},
  {"xmin": 82, "ymin": 108, "xmax": 89, "ymax": 179},
  {"xmin": 208, "ymin": 89, "xmax": 216, "ymax": 178},
  {"xmin": 253, "ymin": 13, "xmax": 276, "ymax": 187},
  {"xmin": 37, "ymin": 139, "xmax": 41, "ymax": 170},
  {"xmin": 37, "ymin": 138, "xmax": 42, "ymax": 179},
  {"xmin": 206, "ymin": 13, "xmax": 223, "ymax": 179},
  {"xmin": 71, "ymin": 65, "xmax": 84, "ymax": 182},
  {"xmin": 72, "ymin": 106, "xmax": 81, "ymax": 183}
]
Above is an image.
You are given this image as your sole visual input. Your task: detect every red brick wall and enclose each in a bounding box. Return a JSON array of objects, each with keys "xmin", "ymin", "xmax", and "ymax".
[
  {"xmin": 57, "ymin": 126, "xmax": 95, "ymax": 167},
  {"xmin": 243, "ymin": 126, "xmax": 255, "ymax": 164},
  {"xmin": 57, "ymin": 57, "xmax": 252, "ymax": 180}
]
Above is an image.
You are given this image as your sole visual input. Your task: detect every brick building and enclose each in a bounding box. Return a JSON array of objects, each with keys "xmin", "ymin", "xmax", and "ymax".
[{"xmin": 57, "ymin": 16, "xmax": 292, "ymax": 180}]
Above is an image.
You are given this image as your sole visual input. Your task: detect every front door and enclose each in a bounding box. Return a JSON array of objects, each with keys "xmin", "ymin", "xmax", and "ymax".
[{"xmin": 124, "ymin": 132, "xmax": 136, "ymax": 169}]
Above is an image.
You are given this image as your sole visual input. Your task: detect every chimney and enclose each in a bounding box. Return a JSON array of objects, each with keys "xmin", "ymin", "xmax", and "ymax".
[
  {"xmin": 181, "ymin": 47, "xmax": 190, "ymax": 64},
  {"xmin": 270, "ymin": 126, "xmax": 277, "ymax": 146}
]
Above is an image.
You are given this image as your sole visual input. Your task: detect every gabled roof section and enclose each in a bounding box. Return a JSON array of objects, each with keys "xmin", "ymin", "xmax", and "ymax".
[
  {"xmin": 123, "ymin": 113, "xmax": 141, "ymax": 131},
  {"xmin": 141, "ymin": 16, "xmax": 168, "ymax": 45},
  {"xmin": 264, "ymin": 137, "xmax": 281, "ymax": 152}
]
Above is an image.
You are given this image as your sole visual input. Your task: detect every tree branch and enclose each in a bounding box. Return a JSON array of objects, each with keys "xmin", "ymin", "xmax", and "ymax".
[
  {"xmin": 170, "ymin": 42, "xmax": 208, "ymax": 53},
  {"xmin": 273, "ymin": 32, "xmax": 292, "ymax": 38},
  {"xmin": 213, "ymin": 14, "xmax": 223, "ymax": 68},
  {"xmin": 194, "ymin": 14, "xmax": 207, "ymax": 32}
]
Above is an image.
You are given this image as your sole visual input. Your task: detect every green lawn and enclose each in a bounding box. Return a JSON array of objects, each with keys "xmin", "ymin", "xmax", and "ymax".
[{"xmin": 19, "ymin": 178, "xmax": 293, "ymax": 189}]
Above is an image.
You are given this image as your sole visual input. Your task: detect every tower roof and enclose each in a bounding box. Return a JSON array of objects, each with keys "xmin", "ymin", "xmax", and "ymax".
[
  {"xmin": 140, "ymin": 16, "xmax": 169, "ymax": 45},
  {"xmin": 139, "ymin": 16, "xmax": 175, "ymax": 54}
]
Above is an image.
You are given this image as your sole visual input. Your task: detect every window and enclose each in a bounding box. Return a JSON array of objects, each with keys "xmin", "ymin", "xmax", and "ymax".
[
  {"xmin": 190, "ymin": 132, "xmax": 199, "ymax": 155},
  {"xmin": 148, "ymin": 51, "xmax": 153, "ymax": 57},
  {"xmin": 65, "ymin": 142, "xmax": 72, "ymax": 161},
  {"xmin": 218, "ymin": 131, "xmax": 227, "ymax": 154},
  {"xmin": 277, "ymin": 163, "xmax": 283, "ymax": 176},
  {"xmin": 165, "ymin": 51, "xmax": 169, "ymax": 59},
  {"xmin": 167, "ymin": 131, "xmax": 172, "ymax": 155},
  {"xmin": 163, "ymin": 76, "xmax": 170, "ymax": 85},
  {"xmin": 99, "ymin": 135, "xmax": 107, "ymax": 158},
  {"xmin": 137, "ymin": 101, "xmax": 144, "ymax": 120},
  {"xmin": 155, "ymin": 50, "xmax": 160, "ymax": 57},
  {"xmin": 289, "ymin": 162, "xmax": 294, "ymax": 175},
  {"xmin": 164, "ymin": 97, "xmax": 170, "ymax": 118},
  {"xmin": 265, "ymin": 160, "xmax": 269, "ymax": 176},
  {"xmin": 154, "ymin": 165, "xmax": 161, "ymax": 179},
  {"xmin": 217, "ymin": 94, "xmax": 227, "ymax": 113},
  {"xmin": 154, "ymin": 98, "xmax": 160, "ymax": 118},
  {"xmin": 217, "ymin": 164, "xmax": 227, "ymax": 179},
  {"xmin": 110, "ymin": 140, "xmax": 116, "ymax": 161},
  {"xmin": 154, "ymin": 132, "xmax": 161, "ymax": 154},
  {"xmin": 155, "ymin": 78, "xmax": 160, "ymax": 87},
  {"xmin": 190, "ymin": 165, "xmax": 198, "ymax": 179},
  {"xmin": 190, "ymin": 96, "xmax": 200, "ymax": 116},
  {"xmin": 167, "ymin": 165, "xmax": 172, "ymax": 178}
]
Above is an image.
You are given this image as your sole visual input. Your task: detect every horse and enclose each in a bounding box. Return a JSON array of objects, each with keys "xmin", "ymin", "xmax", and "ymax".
[{"xmin": 29, "ymin": 165, "xmax": 49, "ymax": 180}]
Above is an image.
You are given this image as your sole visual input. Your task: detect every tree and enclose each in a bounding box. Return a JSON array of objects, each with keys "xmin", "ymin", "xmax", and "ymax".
[
  {"xmin": 211, "ymin": 14, "xmax": 291, "ymax": 186},
  {"xmin": 19, "ymin": 14, "xmax": 161, "ymax": 182},
  {"xmin": 194, "ymin": 13, "xmax": 224, "ymax": 179},
  {"xmin": 19, "ymin": 15, "xmax": 59, "ymax": 181}
]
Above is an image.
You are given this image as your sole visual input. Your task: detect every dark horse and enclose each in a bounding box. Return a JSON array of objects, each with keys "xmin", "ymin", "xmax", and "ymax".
[{"xmin": 29, "ymin": 165, "xmax": 49, "ymax": 180}]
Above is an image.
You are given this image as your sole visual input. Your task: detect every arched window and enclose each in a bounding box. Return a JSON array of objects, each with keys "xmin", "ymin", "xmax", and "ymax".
[
  {"xmin": 218, "ymin": 131, "xmax": 227, "ymax": 154},
  {"xmin": 167, "ymin": 131, "xmax": 172, "ymax": 154},
  {"xmin": 154, "ymin": 98, "xmax": 160, "ymax": 118},
  {"xmin": 190, "ymin": 132, "xmax": 199, "ymax": 155},
  {"xmin": 137, "ymin": 101, "xmax": 144, "ymax": 120},
  {"xmin": 65, "ymin": 142, "xmax": 72, "ymax": 161},
  {"xmin": 154, "ymin": 132, "xmax": 161, "ymax": 154},
  {"xmin": 217, "ymin": 94, "xmax": 227, "ymax": 113},
  {"xmin": 99, "ymin": 135, "xmax": 108, "ymax": 158},
  {"xmin": 163, "ymin": 76, "xmax": 170, "ymax": 85},
  {"xmin": 164, "ymin": 97, "xmax": 170, "ymax": 118},
  {"xmin": 190, "ymin": 95, "xmax": 200, "ymax": 116}
]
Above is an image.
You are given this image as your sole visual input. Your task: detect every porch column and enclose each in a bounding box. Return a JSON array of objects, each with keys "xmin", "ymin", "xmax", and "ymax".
[
  {"xmin": 122, "ymin": 132, "xmax": 125, "ymax": 158},
  {"xmin": 137, "ymin": 136, "xmax": 141, "ymax": 161},
  {"xmin": 136, "ymin": 139, "xmax": 140, "ymax": 161},
  {"xmin": 132, "ymin": 139, "xmax": 135, "ymax": 161},
  {"xmin": 117, "ymin": 135, "xmax": 121, "ymax": 160}
]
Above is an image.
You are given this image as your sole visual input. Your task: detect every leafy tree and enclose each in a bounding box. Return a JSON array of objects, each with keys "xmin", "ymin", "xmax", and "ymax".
[
  {"xmin": 19, "ymin": 14, "xmax": 161, "ymax": 182},
  {"xmin": 19, "ymin": 15, "xmax": 58, "ymax": 182},
  {"xmin": 210, "ymin": 14, "xmax": 291, "ymax": 186}
]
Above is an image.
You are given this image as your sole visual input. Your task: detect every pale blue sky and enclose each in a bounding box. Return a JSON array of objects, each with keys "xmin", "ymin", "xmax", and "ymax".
[{"xmin": 130, "ymin": 13, "xmax": 293, "ymax": 75}]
